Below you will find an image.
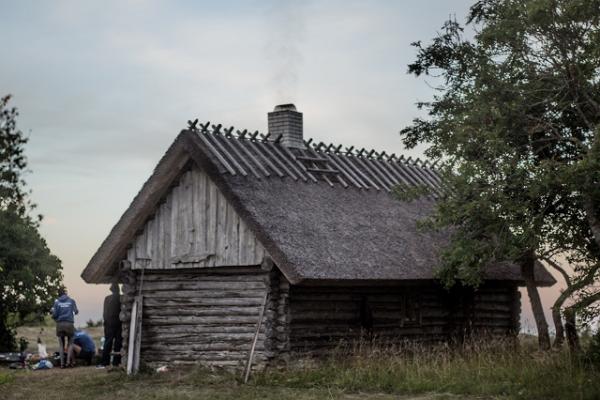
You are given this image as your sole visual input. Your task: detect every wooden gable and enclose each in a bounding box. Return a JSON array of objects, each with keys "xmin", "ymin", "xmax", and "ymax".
[{"xmin": 127, "ymin": 166, "xmax": 265, "ymax": 270}]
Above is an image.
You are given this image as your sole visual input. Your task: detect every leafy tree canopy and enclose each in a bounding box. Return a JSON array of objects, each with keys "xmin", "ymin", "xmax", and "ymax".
[
  {"xmin": 400, "ymin": 0, "xmax": 600, "ymax": 328},
  {"xmin": 0, "ymin": 95, "xmax": 63, "ymax": 351}
]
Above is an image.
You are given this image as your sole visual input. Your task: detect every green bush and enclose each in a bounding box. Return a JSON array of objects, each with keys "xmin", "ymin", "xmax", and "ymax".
[
  {"xmin": 18, "ymin": 337, "xmax": 28, "ymax": 352},
  {"xmin": 0, "ymin": 372, "xmax": 14, "ymax": 386},
  {"xmin": 586, "ymin": 330, "xmax": 600, "ymax": 366}
]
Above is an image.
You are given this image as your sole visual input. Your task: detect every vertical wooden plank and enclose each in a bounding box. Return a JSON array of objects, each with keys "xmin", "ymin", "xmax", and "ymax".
[
  {"xmin": 255, "ymin": 241, "xmax": 264, "ymax": 264},
  {"xmin": 181, "ymin": 170, "xmax": 193, "ymax": 258},
  {"xmin": 135, "ymin": 230, "xmax": 146, "ymax": 263},
  {"xmin": 226, "ymin": 203, "xmax": 239, "ymax": 265},
  {"xmin": 215, "ymin": 188, "xmax": 227, "ymax": 265},
  {"xmin": 207, "ymin": 178, "xmax": 218, "ymax": 267},
  {"xmin": 127, "ymin": 247, "xmax": 136, "ymax": 268},
  {"xmin": 155, "ymin": 205, "xmax": 163, "ymax": 269},
  {"xmin": 190, "ymin": 168, "xmax": 200, "ymax": 265},
  {"xmin": 127, "ymin": 296, "xmax": 143, "ymax": 375},
  {"xmin": 164, "ymin": 190, "xmax": 173, "ymax": 269},
  {"xmin": 145, "ymin": 218, "xmax": 154, "ymax": 267},
  {"xmin": 198, "ymin": 170, "xmax": 208, "ymax": 267},
  {"xmin": 170, "ymin": 181, "xmax": 179, "ymax": 267},
  {"xmin": 238, "ymin": 218, "xmax": 245, "ymax": 265}
]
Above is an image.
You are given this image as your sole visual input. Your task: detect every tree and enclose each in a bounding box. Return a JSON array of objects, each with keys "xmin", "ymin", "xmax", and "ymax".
[
  {"xmin": 0, "ymin": 95, "xmax": 63, "ymax": 351},
  {"xmin": 400, "ymin": 0, "xmax": 600, "ymax": 350}
]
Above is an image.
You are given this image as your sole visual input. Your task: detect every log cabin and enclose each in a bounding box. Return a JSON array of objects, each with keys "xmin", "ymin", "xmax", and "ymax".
[{"xmin": 81, "ymin": 104, "xmax": 555, "ymax": 370}]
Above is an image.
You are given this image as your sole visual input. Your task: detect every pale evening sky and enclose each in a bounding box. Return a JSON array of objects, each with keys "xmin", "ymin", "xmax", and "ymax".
[{"xmin": 0, "ymin": 0, "xmax": 562, "ymax": 329}]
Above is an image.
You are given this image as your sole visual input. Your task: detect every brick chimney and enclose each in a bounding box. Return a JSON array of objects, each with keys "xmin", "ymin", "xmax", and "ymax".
[{"xmin": 268, "ymin": 104, "xmax": 303, "ymax": 148}]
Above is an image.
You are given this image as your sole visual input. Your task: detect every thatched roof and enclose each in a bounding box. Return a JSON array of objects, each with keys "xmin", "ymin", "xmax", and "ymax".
[{"xmin": 81, "ymin": 124, "xmax": 555, "ymax": 286}]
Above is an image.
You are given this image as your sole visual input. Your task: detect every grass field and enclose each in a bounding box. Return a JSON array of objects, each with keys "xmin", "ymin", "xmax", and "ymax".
[
  {"xmin": 1, "ymin": 366, "xmax": 467, "ymax": 400},
  {"xmin": 16, "ymin": 324, "xmax": 103, "ymax": 353},
  {"xmin": 2, "ymin": 334, "xmax": 599, "ymax": 400}
]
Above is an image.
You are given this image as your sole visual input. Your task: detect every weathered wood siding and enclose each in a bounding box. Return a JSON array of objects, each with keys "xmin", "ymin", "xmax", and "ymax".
[
  {"xmin": 127, "ymin": 167, "xmax": 265, "ymax": 270},
  {"xmin": 287, "ymin": 283, "xmax": 520, "ymax": 352},
  {"xmin": 118, "ymin": 265, "xmax": 520, "ymax": 366},
  {"xmin": 135, "ymin": 268, "xmax": 271, "ymax": 367}
]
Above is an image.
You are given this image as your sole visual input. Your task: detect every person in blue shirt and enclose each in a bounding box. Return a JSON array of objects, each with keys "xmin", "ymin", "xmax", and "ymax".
[
  {"xmin": 72, "ymin": 330, "xmax": 96, "ymax": 366},
  {"xmin": 51, "ymin": 288, "xmax": 79, "ymax": 368}
]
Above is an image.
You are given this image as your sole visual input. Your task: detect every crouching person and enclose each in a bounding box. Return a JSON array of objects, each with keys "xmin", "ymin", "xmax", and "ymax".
[{"xmin": 73, "ymin": 330, "xmax": 96, "ymax": 366}]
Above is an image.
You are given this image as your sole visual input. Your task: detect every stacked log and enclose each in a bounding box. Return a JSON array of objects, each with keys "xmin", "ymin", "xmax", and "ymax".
[{"xmin": 135, "ymin": 267, "xmax": 271, "ymax": 368}]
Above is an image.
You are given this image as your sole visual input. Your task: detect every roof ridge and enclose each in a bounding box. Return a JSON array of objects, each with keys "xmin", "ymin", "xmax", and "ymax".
[{"xmin": 186, "ymin": 118, "xmax": 438, "ymax": 171}]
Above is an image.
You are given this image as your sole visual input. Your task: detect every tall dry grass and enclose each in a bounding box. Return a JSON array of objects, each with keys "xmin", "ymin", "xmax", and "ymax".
[{"xmin": 256, "ymin": 336, "xmax": 600, "ymax": 400}]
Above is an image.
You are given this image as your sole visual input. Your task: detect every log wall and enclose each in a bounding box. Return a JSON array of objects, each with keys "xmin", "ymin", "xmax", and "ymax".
[
  {"xmin": 134, "ymin": 267, "xmax": 271, "ymax": 367},
  {"xmin": 118, "ymin": 266, "xmax": 520, "ymax": 367},
  {"xmin": 127, "ymin": 166, "xmax": 265, "ymax": 270},
  {"xmin": 287, "ymin": 282, "xmax": 520, "ymax": 352}
]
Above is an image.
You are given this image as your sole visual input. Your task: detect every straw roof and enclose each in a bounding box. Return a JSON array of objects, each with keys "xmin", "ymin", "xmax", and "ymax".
[{"xmin": 81, "ymin": 124, "xmax": 555, "ymax": 286}]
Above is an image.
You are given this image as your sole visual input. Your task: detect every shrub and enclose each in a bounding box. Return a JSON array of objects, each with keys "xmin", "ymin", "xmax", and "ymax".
[
  {"xmin": 18, "ymin": 337, "xmax": 28, "ymax": 352},
  {"xmin": 585, "ymin": 330, "xmax": 600, "ymax": 366}
]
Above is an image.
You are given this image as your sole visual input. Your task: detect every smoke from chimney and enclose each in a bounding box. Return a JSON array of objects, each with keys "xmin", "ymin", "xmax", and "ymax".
[{"xmin": 265, "ymin": 3, "xmax": 306, "ymax": 103}]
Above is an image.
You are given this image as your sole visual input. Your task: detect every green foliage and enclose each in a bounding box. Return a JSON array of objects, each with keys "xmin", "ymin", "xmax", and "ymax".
[
  {"xmin": 0, "ymin": 208, "xmax": 63, "ymax": 351},
  {"xmin": 86, "ymin": 319, "xmax": 104, "ymax": 328},
  {"xmin": 0, "ymin": 372, "xmax": 14, "ymax": 386},
  {"xmin": 18, "ymin": 337, "xmax": 28, "ymax": 352},
  {"xmin": 0, "ymin": 95, "xmax": 63, "ymax": 351},
  {"xmin": 0, "ymin": 95, "xmax": 33, "ymax": 217},
  {"xmin": 585, "ymin": 329, "xmax": 600, "ymax": 365},
  {"xmin": 400, "ymin": 0, "xmax": 600, "ymax": 314}
]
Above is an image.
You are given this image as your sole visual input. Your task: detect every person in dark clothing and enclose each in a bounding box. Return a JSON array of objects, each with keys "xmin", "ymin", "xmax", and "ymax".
[
  {"xmin": 51, "ymin": 288, "xmax": 78, "ymax": 368},
  {"xmin": 99, "ymin": 283, "xmax": 122, "ymax": 367},
  {"xmin": 72, "ymin": 330, "xmax": 96, "ymax": 365}
]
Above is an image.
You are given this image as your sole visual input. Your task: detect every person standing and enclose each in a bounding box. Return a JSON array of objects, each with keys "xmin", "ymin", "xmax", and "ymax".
[
  {"xmin": 99, "ymin": 283, "xmax": 122, "ymax": 368},
  {"xmin": 51, "ymin": 288, "xmax": 78, "ymax": 368}
]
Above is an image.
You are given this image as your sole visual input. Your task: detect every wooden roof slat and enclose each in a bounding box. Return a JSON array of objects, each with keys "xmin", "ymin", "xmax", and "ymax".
[
  {"xmin": 366, "ymin": 158, "xmax": 398, "ymax": 190},
  {"xmin": 218, "ymin": 135, "xmax": 262, "ymax": 179},
  {"xmin": 295, "ymin": 155, "xmax": 329, "ymax": 163},
  {"xmin": 331, "ymin": 170, "xmax": 349, "ymax": 188},
  {"xmin": 232, "ymin": 139, "xmax": 272, "ymax": 178},
  {"xmin": 334, "ymin": 153, "xmax": 377, "ymax": 190},
  {"xmin": 247, "ymin": 140, "xmax": 285, "ymax": 178},
  {"xmin": 390, "ymin": 161, "xmax": 422, "ymax": 188},
  {"xmin": 320, "ymin": 172, "xmax": 335, "ymax": 187},
  {"xmin": 196, "ymin": 133, "xmax": 237, "ymax": 175},
  {"xmin": 267, "ymin": 143, "xmax": 308, "ymax": 182},
  {"xmin": 374, "ymin": 159, "xmax": 405, "ymax": 187},
  {"xmin": 352, "ymin": 156, "xmax": 389, "ymax": 191},
  {"xmin": 422, "ymin": 168, "xmax": 445, "ymax": 197},
  {"xmin": 303, "ymin": 147, "xmax": 349, "ymax": 189},
  {"xmin": 383, "ymin": 159, "xmax": 414, "ymax": 187},
  {"xmin": 306, "ymin": 167, "xmax": 339, "ymax": 174},
  {"xmin": 233, "ymin": 139, "xmax": 271, "ymax": 178},
  {"xmin": 205, "ymin": 134, "xmax": 248, "ymax": 176},
  {"xmin": 421, "ymin": 166, "xmax": 444, "ymax": 186},
  {"xmin": 400, "ymin": 163, "xmax": 436, "ymax": 191},
  {"xmin": 194, "ymin": 126, "xmax": 443, "ymax": 194},
  {"xmin": 394, "ymin": 162, "xmax": 440, "ymax": 199},
  {"xmin": 323, "ymin": 153, "xmax": 362, "ymax": 189},
  {"xmin": 263, "ymin": 142, "xmax": 302, "ymax": 181},
  {"xmin": 411, "ymin": 166, "xmax": 443, "ymax": 197},
  {"xmin": 281, "ymin": 146, "xmax": 318, "ymax": 183}
]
